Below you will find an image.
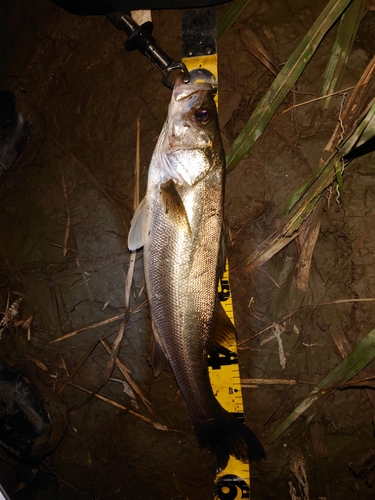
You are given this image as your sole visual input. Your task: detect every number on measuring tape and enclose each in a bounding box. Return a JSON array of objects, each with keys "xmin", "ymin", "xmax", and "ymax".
[
  {"xmin": 208, "ymin": 346, "xmax": 238, "ymax": 370},
  {"xmin": 214, "ymin": 474, "xmax": 250, "ymax": 499}
]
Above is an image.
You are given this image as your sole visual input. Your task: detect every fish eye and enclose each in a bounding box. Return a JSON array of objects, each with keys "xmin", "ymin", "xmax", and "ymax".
[{"xmin": 195, "ymin": 107, "xmax": 213, "ymax": 125}]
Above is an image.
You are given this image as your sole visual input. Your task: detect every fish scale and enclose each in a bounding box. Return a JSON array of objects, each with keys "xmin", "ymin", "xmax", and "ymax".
[{"xmin": 152, "ymin": 180, "xmax": 222, "ymax": 416}]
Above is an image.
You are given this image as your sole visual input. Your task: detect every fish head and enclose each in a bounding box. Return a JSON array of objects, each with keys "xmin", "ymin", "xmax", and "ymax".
[{"xmin": 162, "ymin": 74, "xmax": 223, "ymax": 186}]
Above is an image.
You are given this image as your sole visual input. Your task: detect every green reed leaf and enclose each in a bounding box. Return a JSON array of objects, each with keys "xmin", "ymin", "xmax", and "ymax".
[
  {"xmin": 226, "ymin": 0, "xmax": 354, "ymax": 173},
  {"xmin": 269, "ymin": 327, "xmax": 375, "ymax": 443},
  {"xmin": 217, "ymin": 0, "xmax": 252, "ymax": 40},
  {"xmin": 321, "ymin": 0, "xmax": 367, "ymax": 109}
]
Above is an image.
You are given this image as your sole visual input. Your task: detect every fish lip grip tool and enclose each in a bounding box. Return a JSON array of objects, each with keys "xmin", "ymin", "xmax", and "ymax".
[
  {"xmin": 106, "ymin": 11, "xmax": 190, "ymax": 88},
  {"xmin": 189, "ymin": 67, "xmax": 218, "ymax": 92}
]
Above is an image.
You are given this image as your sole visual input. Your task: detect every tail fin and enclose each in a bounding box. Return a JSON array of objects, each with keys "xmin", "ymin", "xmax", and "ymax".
[{"xmin": 193, "ymin": 408, "xmax": 266, "ymax": 472}]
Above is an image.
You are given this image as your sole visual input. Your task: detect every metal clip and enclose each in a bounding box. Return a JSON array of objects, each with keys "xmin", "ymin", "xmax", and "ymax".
[{"xmin": 189, "ymin": 68, "xmax": 217, "ymax": 92}]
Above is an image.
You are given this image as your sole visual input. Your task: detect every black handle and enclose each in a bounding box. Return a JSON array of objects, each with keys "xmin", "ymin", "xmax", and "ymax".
[{"xmin": 106, "ymin": 11, "xmax": 189, "ymax": 88}]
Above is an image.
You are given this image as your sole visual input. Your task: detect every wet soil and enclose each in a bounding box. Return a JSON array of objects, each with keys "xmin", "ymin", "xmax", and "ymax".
[{"xmin": 1, "ymin": 0, "xmax": 375, "ymax": 498}]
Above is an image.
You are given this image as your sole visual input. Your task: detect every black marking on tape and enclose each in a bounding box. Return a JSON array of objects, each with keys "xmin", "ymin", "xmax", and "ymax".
[
  {"xmin": 208, "ymin": 346, "xmax": 238, "ymax": 370},
  {"xmin": 218, "ymin": 278, "xmax": 230, "ymax": 302}
]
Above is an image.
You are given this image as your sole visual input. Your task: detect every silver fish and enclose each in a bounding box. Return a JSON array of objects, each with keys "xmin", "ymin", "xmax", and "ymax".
[{"xmin": 128, "ymin": 75, "xmax": 265, "ymax": 470}]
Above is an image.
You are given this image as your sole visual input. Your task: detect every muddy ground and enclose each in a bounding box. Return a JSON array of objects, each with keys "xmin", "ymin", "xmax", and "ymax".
[{"xmin": 1, "ymin": 0, "xmax": 375, "ymax": 498}]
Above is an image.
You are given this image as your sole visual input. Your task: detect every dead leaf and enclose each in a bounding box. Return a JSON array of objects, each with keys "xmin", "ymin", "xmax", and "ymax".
[{"xmin": 238, "ymin": 23, "xmax": 279, "ymax": 76}]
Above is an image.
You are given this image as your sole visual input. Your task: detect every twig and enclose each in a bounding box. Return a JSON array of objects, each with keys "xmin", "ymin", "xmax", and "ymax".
[
  {"xmin": 57, "ymin": 338, "xmax": 100, "ymax": 395},
  {"xmin": 281, "ymin": 84, "xmax": 357, "ymax": 115},
  {"xmin": 238, "ymin": 297, "xmax": 375, "ymax": 345},
  {"xmin": 320, "ymin": 297, "xmax": 375, "ymax": 305},
  {"xmin": 101, "ymin": 338, "xmax": 155, "ymax": 416},
  {"xmin": 60, "ymin": 169, "xmax": 71, "ymax": 257},
  {"xmin": 102, "ymin": 321, "xmax": 126, "ymax": 382},
  {"xmin": 50, "ymin": 313, "xmax": 125, "ymax": 343},
  {"xmin": 41, "ymin": 460, "xmax": 93, "ymax": 499},
  {"xmin": 241, "ymin": 378, "xmax": 314, "ymax": 386},
  {"xmin": 50, "ymin": 242, "xmax": 79, "ymax": 254},
  {"xmin": 105, "ymin": 118, "xmax": 142, "ymax": 387},
  {"xmin": 59, "ymin": 352, "xmax": 69, "ymax": 377},
  {"xmin": 65, "ymin": 379, "xmax": 170, "ymax": 431},
  {"xmin": 323, "ymin": 55, "xmax": 375, "ymax": 155},
  {"xmin": 24, "ymin": 353, "xmax": 48, "ymax": 371},
  {"xmin": 263, "ymin": 387, "xmax": 292, "ymax": 426},
  {"xmin": 47, "ymin": 279, "xmax": 64, "ymax": 336}
]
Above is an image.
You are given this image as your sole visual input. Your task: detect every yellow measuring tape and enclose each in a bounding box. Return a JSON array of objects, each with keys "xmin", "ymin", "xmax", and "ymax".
[
  {"xmin": 212, "ymin": 264, "xmax": 251, "ymax": 499},
  {"xmin": 183, "ymin": 25, "xmax": 251, "ymax": 500}
]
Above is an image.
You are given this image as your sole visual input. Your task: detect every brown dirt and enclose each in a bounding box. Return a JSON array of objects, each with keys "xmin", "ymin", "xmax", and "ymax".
[{"xmin": 1, "ymin": 0, "xmax": 375, "ymax": 499}]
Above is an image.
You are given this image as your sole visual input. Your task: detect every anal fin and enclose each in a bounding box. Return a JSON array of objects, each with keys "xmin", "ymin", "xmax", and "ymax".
[{"xmin": 210, "ymin": 298, "xmax": 236, "ymax": 352}]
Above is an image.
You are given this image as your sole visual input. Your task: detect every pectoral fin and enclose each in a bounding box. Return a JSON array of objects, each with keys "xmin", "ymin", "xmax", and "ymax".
[
  {"xmin": 160, "ymin": 180, "xmax": 191, "ymax": 236},
  {"xmin": 210, "ymin": 298, "xmax": 236, "ymax": 352},
  {"xmin": 128, "ymin": 197, "xmax": 147, "ymax": 251}
]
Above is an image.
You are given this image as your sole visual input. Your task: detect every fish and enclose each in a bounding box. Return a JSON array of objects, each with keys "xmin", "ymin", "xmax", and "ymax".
[{"xmin": 128, "ymin": 74, "xmax": 265, "ymax": 471}]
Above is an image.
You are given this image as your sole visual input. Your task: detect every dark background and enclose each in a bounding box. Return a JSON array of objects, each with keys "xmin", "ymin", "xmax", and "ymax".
[{"xmin": 1, "ymin": 0, "xmax": 375, "ymax": 498}]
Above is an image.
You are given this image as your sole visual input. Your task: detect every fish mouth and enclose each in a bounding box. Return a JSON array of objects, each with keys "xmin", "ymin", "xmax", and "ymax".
[{"xmin": 167, "ymin": 143, "xmax": 213, "ymax": 152}]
